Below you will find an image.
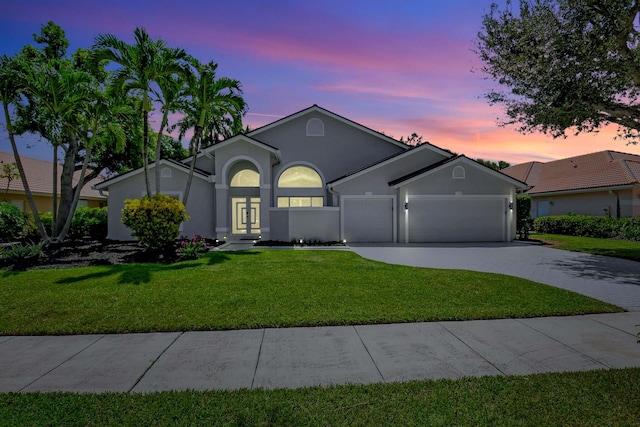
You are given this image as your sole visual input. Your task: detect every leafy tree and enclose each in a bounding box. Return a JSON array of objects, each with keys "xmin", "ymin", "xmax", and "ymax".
[
  {"xmin": 399, "ymin": 132, "xmax": 424, "ymax": 146},
  {"xmin": 176, "ymin": 57, "xmax": 247, "ymax": 206},
  {"xmin": 476, "ymin": 0, "xmax": 640, "ymax": 143},
  {"xmin": 151, "ymin": 133, "xmax": 189, "ymax": 161},
  {"xmin": 93, "ymin": 28, "xmax": 189, "ymax": 196},
  {"xmin": 475, "ymin": 158, "xmax": 511, "ymax": 170},
  {"xmin": 0, "ymin": 160, "xmax": 20, "ymax": 202}
]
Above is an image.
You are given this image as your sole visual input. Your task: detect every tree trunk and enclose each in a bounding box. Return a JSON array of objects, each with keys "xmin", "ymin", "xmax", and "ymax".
[
  {"xmin": 3, "ymin": 103, "xmax": 48, "ymax": 240},
  {"xmin": 58, "ymin": 144, "xmax": 92, "ymax": 242},
  {"xmin": 182, "ymin": 125, "xmax": 202, "ymax": 207},
  {"xmin": 142, "ymin": 107, "xmax": 151, "ymax": 197},
  {"xmin": 53, "ymin": 131, "xmax": 79, "ymax": 243},
  {"xmin": 52, "ymin": 146, "xmax": 58, "ymax": 236},
  {"xmin": 154, "ymin": 113, "xmax": 168, "ymax": 195}
]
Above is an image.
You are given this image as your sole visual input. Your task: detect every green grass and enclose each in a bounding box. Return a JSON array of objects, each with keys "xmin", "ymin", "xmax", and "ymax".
[
  {"xmin": 534, "ymin": 233, "xmax": 640, "ymax": 262},
  {"xmin": 1, "ymin": 368, "xmax": 638, "ymax": 426},
  {"xmin": 0, "ymin": 250, "xmax": 621, "ymax": 335}
]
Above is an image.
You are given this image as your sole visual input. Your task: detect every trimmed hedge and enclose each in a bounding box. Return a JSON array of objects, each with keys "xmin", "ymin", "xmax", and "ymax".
[{"xmin": 534, "ymin": 214, "xmax": 640, "ymax": 241}]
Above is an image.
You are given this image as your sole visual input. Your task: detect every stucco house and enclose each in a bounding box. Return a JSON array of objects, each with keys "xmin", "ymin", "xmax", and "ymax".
[
  {"xmin": 503, "ymin": 150, "xmax": 640, "ymax": 218},
  {"xmin": 95, "ymin": 105, "xmax": 526, "ymax": 243},
  {"xmin": 0, "ymin": 151, "xmax": 106, "ymax": 213}
]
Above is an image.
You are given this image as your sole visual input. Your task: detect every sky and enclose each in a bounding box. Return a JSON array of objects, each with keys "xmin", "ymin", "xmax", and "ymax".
[{"xmin": 1, "ymin": 0, "xmax": 640, "ymax": 166}]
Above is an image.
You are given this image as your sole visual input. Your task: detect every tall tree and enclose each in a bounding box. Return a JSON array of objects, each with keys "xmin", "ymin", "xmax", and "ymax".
[
  {"xmin": 93, "ymin": 27, "xmax": 188, "ymax": 196},
  {"xmin": 476, "ymin": 0, "xmax": 640, "ymax": 143},
  {"xmin": 0, "ymin": 161, "xmax": 20, "ymax": 202},
  {"xmin": 177, "ymin": 58, "xmax": 247, "ymax": 206},
  {"xmin": 152, "ymin": 73, "xmax": 185, "ymax": 194}
]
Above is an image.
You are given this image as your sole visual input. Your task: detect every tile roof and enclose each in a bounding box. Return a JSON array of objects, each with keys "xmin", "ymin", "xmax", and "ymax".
[
  {"xmin": 502, "ymin": 150, "xmax": 640, "ymax": 194},
  {"xmin": 0, "ymin": 151, "xmax": 106, "ymax": 200}
]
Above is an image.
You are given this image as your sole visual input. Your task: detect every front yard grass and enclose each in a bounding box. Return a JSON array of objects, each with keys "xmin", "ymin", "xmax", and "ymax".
[
  {"xmin": 0, "ymin": 250, "xmax": 621, "ymax": 335},
  {"xmin": 1, "ymin": 368, "xmax": 638, "ymax": 426},
  {"xmin": 534, "ymin": 233, "xmax": 640, "ymax": 262}
]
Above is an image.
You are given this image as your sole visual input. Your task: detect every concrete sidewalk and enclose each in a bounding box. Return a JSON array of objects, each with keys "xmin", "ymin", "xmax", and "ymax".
[{"xmin": 1, "ymin": 312, "xmax": 638, "ymax": 393}]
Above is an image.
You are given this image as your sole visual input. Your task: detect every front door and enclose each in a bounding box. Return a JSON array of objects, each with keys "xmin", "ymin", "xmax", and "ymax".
[{"xmin": 231, "ymin": 197, "xmax": 261, "ymax": 235}]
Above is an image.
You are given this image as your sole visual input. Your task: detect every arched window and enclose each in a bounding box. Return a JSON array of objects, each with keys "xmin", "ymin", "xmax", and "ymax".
[
  {"xmin": 278, "ymin": 166, "xmax": 322, "ymax": 188},
  {"xmin": 230, "ymin": 169, "xmax": 260, "ymax": 187},
  {"xmin": 306, "ymin": 118, "xmax": 324, "ymax": 136},
  {"xmin": 452, "ymin": 166, "xmax": 466, "ymax": 179},
  {"xmin": 277, "ymin": 165, "xmax": 324, "ymax": 208}
]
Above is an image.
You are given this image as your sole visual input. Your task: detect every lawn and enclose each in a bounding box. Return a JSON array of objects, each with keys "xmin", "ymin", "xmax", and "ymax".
[
  {"xmin": 1, "ymin": 368, "xmax": 638, "ymax": 426},
  {"xmin": 534, "ymin": 233, "xmax": 640, "ymax": 262},
  {"xmin": 0, "ymin": 249, "xmax": 621, "ymax": 335}
]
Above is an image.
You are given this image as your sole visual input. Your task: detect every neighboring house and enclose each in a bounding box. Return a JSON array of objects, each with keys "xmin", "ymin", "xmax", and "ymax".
[
  {"xmin": 95, "ymin": 105, "xmax": 527, "ymax": 243},
  {"xmin": 503, "ymin": 150, "xmax": 640, "ymax": 218},
  {"xmin": 0, "ymin": 151, "xmax": 106, "ymax": 213}
]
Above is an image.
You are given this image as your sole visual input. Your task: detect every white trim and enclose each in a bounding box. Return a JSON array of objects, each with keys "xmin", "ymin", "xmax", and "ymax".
[
  {"xmin": 340, "ymin": 195, "xmax": 397, "ymax": 242},
  {"xmin": 196, "ymin": 134, "xmax": 281, "ymax": 160},
  {"xmin": 95, "ymin": 159, "xmax": 210, "ymax": 190}
]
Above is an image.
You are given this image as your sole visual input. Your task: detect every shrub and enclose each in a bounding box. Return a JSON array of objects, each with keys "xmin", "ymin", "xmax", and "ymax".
[
  {"xmin": 176, "ymin": 235, "xmax": 207, "ymax": 260},
  {"xmin": 70, "ymin": 206, "xmax": 108, "ymax": 240},
  {"xmin": 516, "ymin": 195, "xmax": 532, "ymax": 239},
  {"xmin": 534, "ymin": 214, "xmax": 640, "ymax": 241},
  {"xmin": 0, "ymin": 241, "xmax": 44, "ymax": 262},
  {"xmin": 121, "ymin": 194, "xmax": 189, "ymax": 251},
  {"xmin": 0, "ymin": 202, "xmax": 26, "ymax": 242}
]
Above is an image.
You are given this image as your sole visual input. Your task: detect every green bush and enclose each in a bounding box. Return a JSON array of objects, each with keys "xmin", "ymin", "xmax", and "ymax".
[
  {"xmin": 0, "ymin": 241, "xmax": 44, "ymax": 262},
  {"xmin": 70, "ymin": 206, "xmax": 108, "ymax": 240},
  {"xmin": 121, "ymin": 194, "xmax": 189, "ymax": 251},
  {"xmin": 534, "ymin": 214, "xmax": 640, "ymax": 241},
  {"xmin": 0, "ymin": 202, "xmax": 26, "ymax": 242},
  {"xmin": 516, "ymin": 195, "xmax": 532, "ymax": 239}
]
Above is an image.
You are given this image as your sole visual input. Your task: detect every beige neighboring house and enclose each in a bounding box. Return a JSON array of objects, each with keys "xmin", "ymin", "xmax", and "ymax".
[
  {"xmin": 503, "ymin": 150, "xmax": 640, "ymax": 218},
  {"xmin": 0, "ymin": 151, "xmax": 106, "ymax": 213}
]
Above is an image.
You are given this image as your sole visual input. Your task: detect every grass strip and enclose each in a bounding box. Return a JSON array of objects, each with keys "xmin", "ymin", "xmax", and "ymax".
[
  {"xmin": 1, "ymin": 368, "xmax": 639, "ymax": 426},
  {"xmin": 0, "ymin": 250, "xmax": 620, "ymax": 335},
  {"xmin": 534, "ymin": 233, "xmax": 640, "ymax": 262}
]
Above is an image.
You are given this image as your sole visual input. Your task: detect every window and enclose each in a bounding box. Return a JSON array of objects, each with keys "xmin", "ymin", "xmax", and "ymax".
[
  {"xmin": 230, "ymin": 169, "xmax": 260, "ymax": 187},
  {"xmin": 306, "ymin": 118, "xmax": 324, "ymax": 136},
  {"xmin": 277, "ymin": 197, "xmax": 323, "ymax": 208},
  {"xmin": 278, "ymin": 166, "xmax": 322, "ymax": 188},
  {"xmin": 452, "ymin": 166, "xmax": 465, "ymax": 179},
  {"xmin": 161, "ymin": 167, "xmax": 172, "ymax": 178}
]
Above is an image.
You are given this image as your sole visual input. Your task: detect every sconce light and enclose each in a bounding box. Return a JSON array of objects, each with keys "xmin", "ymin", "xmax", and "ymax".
[
  {"xmin": 508, "ymin": 202, "xmax": 513, "ymax": 210},
  {"xmin": 404, "ymin": 202, "xmax": 409, "ymax": 210}
]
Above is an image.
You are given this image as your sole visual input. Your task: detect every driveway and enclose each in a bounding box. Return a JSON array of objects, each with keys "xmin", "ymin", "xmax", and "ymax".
[{"xmin": 350, "ymin": 242, "xmax": 640, "ymax": 311}]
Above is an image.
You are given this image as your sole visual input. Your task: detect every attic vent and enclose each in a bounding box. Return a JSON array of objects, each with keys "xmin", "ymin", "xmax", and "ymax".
[
  {"xmin": 161, "ymin": 167, "xmax": 172, "ymax": 178},
  {"xmin": 306, "ymin": 118, "xmax": 324, "ymax": 136},
  {"xmin": 452, "ymin": 166, "xmax": 465, "ymax": 179}
]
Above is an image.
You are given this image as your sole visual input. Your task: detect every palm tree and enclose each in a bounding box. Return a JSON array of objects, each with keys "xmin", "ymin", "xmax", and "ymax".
[
  {"xmin": 93, "ymin": 27, "xmax": 188, "ymax": 196},
  {"xmin": 151, "ymin": 73, "xmax": 185, "ymax": 194},
  {"xmin": 177, "ymin": 58, "xmax": 247, "ymax": 206},
  {"xmin": 0, "ymin": 54, "xmax": 49, "ymax": 239}
]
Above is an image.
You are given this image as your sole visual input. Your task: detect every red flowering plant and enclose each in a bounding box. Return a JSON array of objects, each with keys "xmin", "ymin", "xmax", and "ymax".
[{"xmin": 176, "ymin": 235, "xmax": 208, "ymax": 260}]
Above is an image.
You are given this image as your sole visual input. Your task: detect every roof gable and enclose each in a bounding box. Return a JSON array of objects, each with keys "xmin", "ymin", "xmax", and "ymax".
[
  {"xmin": 328, "ymin": 142, "xmax": 453, "ymax": 186},
  {"xmin": 94, "ymin": 158, "xmax": 210, "ymax": 190},
  {"xmin": 198, "ymin": 134, "xmax": 281, "ymax": 159},
  {"xmin": 389, "ymin": 155, "xmax": 528, "ymax": 189},
  {"xmin": 248, "ymin": 104, "xmax": 409, "ymax": 150}
]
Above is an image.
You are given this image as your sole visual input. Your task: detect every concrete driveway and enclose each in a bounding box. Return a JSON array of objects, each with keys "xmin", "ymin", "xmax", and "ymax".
[{"xmin": 350, "ymin": 242, "xmax": 640, "ymax": 311}]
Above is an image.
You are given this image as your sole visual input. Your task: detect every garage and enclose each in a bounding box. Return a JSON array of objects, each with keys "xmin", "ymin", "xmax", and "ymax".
[
  {"xmin": 406, "ymin": 196, "xmax": 507, "ymax": 242},
  {"xmin": 342, "ymin": 197, "xmax": 395, "ymax": 242}
]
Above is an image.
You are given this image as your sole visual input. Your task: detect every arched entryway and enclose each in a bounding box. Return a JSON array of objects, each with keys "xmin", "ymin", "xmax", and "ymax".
[{"xmin": 228, "ymin": 161, "xmax": 261, "ymax": 236}]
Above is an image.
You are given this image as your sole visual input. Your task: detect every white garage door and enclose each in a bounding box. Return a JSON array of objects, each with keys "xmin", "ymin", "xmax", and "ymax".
[
  {"xmin": 408, "ymin": 197, "xmax": 506, "ymax": 242},
  {"xmin": 343, "ymin": 197, "xmax": 394, "ymax": 242}
]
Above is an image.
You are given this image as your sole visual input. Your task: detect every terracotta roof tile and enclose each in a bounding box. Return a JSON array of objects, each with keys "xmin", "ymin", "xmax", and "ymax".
[
  {"xmin": 503, "ymin": 150, "xmax": 640, "ymax": 194},
  {"xmin": 0, "ymin": 151, "xmax": 105, "ymax": 200}
]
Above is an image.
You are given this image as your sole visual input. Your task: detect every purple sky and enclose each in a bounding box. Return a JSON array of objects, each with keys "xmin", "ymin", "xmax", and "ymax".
[{"xmin": 2, "ymin": 0, "xmax": 639, "ymax": 165}]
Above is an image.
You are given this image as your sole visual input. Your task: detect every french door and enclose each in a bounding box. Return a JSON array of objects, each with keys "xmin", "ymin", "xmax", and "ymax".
[{"xmin": 231, "ymin": 197, "xmax": 261, "ymax": 235}]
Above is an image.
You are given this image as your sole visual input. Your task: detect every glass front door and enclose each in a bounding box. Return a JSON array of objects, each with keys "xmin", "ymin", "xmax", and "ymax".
[{"xmin": 231, "ymin": 197, "xmax": 261, "ymax": 235}]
